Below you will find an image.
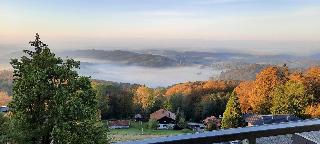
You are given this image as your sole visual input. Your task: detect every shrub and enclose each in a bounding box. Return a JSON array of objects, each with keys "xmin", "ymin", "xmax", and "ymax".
[
  {"xmin": 148, "ymin": 119, "xmax": 159, "ymax": 130},
  {"xmin": 177, "ymin": 117, "xmax": 188, "ymax": 129},
  {"xmin": 205, "ymin": 121, "xmax": 218, "ymax": 131}
]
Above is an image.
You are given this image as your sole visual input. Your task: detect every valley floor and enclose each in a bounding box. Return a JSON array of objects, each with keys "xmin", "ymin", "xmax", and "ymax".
[{"xmin": 108, "ymin": 121, "xmax": 193, "ymax": 143}]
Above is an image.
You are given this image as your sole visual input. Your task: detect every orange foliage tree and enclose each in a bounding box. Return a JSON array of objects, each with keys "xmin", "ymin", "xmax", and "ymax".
[
  {"xmin": 304, "ymin": 67, "xmax": 320, "ymax": 103},
  {"xmin": 0, "ymin": 91, "xmax": 11, "ymax": 106},
  {"xmin": 288, "ymin": 72, "xmax": 305, "ymax": 83},
  {"xmin": 165, "ymin": 80, "xmax": 236, "ymax": 97},
  {"xmin": 230, "ymin": 65, "xmax": 320, "ymax": 117},
  {"xmin": 305, "ymin": 104, "xmax": 320, "ymax": 118},
  {"xmin": 250, "ymin": 66, "xmax": 288, "ymax": 114},
  {"xmin": 165, "ymin": 82, "xmax": 200, "ymax": 96},
  {"xmin": 234, "ymin": 81, "xmax": 254, "ymax": 113},
  {"xmin": 202, "ymin": 80, "xmax": 227, "ymax": 91},
  {"xmin": 134, "ymin": 86, "xmax": 154, "ymax": 110}
]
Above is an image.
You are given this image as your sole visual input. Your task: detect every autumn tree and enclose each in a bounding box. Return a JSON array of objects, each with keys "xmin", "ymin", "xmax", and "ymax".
[
  {"xmin": 0, "ymin": 91, "xmax": 11, "ymax": 106},
  {"xmin": 305, "ymin": 104, "xmax": 320, "ymax": 118},
  {"xmin": 304, "ymin": 67, "xmax": 320, "ymax": 103},
  {"xmin": 221, "ymin": 92, "xmax": 244, "ymax": 129},
  {"xmin": 234, "ymin": 81, "xmax": 254, "ymax": 113},
  {"xmin": 288, "ymin": 72, "xmax": 305, "ymax": 83},
  {"xmin": 250, "ymin": 66, "xmax": 288, "ymax": 114},
  {"xmin": 8, "ymin": 34, "xmax": 108, "ymax": 143},
  {"xmin": 165, "ymin": 82, "xmax": 195, "ymax": 96},
  {"xmin": 202, "ymin": 80, "xmax": 227, "ymax": 93},
  {"xmin": 133, "ymin": 86, "xmax": 165, "ymax": 114},
  {"xmin": 134, "ymin": 86, "xmax": 153, "ymax": 110}
]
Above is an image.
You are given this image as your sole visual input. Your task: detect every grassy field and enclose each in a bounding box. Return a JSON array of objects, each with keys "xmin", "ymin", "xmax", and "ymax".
[{"xmin": 108, "ymin": 121, "xmax": 194, "ymax": 143}]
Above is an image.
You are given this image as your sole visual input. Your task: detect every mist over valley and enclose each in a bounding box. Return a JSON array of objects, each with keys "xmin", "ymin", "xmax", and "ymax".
[{"xmin": 1, "ymin": 49, "xmax": 319, "ymax": 87}]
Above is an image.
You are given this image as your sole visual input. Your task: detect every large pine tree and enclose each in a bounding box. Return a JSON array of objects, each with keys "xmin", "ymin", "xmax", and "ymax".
[
  {"xmin": 8, "ymin": 34, "xmax": 108, "ymax": 143},
  {"xmin": 221, "ymin": 92, "xmax": 244, "ymax": 129}
]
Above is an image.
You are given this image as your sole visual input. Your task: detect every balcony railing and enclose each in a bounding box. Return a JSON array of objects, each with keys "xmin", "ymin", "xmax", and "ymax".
[{"xmin": 118, "ymin": 119, "xmax": 320, "ymax": 144}]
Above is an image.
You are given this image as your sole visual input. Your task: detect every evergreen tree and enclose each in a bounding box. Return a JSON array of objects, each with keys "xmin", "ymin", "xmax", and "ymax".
[
  {"xmin": 175, "ymin": 108, "xmax": 187, "ymax": 129},
  {"xmin": 0, "ymin": 112, "xmax": 8, "ymax": 143},
  {"xmin": 221, "ymin": 92, "xmax": 244, "ymax": 129},
  {"xmin": 8, "ymin": 34, "xmax": 108, "ymax": 143}
]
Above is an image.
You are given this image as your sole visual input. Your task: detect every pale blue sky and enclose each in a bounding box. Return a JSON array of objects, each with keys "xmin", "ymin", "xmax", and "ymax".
[{"xmin": 1, "ymin": 0, "xmax": 320, "ymax": 54}]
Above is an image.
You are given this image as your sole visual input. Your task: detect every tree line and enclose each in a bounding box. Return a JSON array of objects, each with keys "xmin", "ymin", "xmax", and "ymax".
[{"xmin": 93, "ymin": 79, "xmax": 239, "ymax": 122}]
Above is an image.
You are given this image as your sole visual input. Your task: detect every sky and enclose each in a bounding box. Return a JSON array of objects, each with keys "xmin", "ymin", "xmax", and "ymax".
[{"xmin": 1, "ymin": 0, "xmax": 320, "ymax": 55}]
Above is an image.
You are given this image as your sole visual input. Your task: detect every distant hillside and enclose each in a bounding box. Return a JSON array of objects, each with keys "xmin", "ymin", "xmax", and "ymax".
[
  {"xmin": 59, "ymin": 50, "xmax": 181, "ymax": 67},
  {"xmin": 311, "ymin": 53, "xmax": 320, "ymax": 60},
  {"xmin": 218, "ymin": 64, "xmax": 269, "ymax": 80},
  {"xmin": 60, "ymin": 49, "xmax": 308, "ymax": 69},
  {"xmin": 141, "ymin": 49, "xmax": 320, "ymax": 69}
]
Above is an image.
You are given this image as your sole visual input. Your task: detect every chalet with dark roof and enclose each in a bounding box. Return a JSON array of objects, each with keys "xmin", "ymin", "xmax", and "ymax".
[
  {"xmin": 150, "ymin": 109, "xmax": 176, "ymax": 129},
  {"xmin": 150, "ymin": 109, "xmax": 176, "ymax": 124}
]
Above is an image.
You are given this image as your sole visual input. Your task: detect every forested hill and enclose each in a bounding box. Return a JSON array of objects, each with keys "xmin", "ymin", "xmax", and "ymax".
[
  {"xmin": 59, "ymin": 50, "xmax": 181, "ymax": 67},
  {"xmin": 58, "ymin": 49, "xmax": 320, "ymax": 69},
  {"xmin": 219, "ymin": 64, "xmax": 269, "ymax": 80}
]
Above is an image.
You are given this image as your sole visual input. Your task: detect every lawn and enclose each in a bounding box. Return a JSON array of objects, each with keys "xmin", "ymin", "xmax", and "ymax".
[{"xmin": 108, "ymin": 121, "xmax": 194, "ymax": 143}]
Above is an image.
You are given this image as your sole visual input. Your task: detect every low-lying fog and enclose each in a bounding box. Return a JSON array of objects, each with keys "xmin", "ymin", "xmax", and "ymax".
[
  {"xmin": 78, "ymin": 63, "xmax": 221, "ymax": 87},
  {"xmin": 0, "ymin": 57, "xmax": 222, "ymax": 87}
]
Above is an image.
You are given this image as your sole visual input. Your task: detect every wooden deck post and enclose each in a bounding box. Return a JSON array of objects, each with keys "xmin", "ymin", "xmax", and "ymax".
[{"xmin": 248, "ymin": 137, "xmax": 256, "ymax": 144}]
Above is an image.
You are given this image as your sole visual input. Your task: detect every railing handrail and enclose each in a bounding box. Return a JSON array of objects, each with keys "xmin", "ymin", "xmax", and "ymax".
[{"xmin": 117, "ymin": 119, "xmax": 320, "ymax": 144}]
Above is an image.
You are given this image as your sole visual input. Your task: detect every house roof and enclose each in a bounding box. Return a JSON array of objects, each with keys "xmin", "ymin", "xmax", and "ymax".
[
  {"xmin": 0, "ymin": 106, "xmax": 9, "ymax": 112},
  {"xmin": 108, "ymin": 120, "xmax": 130, "ymax": 127},
  {"xmin": 134, "ymin": 114, "xmax": 142, "ymax": 119},
  {"xmin": 296, "ymin": 131, "xmax": 320, "ymax": 143},
  {"xmin": 244, "ymin": 114, "xmax": 301, "ymax": 126},
  {"xmin": 150, "ymin": 109, "xmax": 176, "ymax": 121}
]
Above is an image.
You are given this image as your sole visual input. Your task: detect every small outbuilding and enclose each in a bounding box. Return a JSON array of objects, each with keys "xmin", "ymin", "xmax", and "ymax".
[
  {"xmin": 187, "ymin": 122, "xmax": 205, "ymax": 132},
  {"xmin": 0, "ymin": 106, "xmax": 9, "ymax": 113},
  {"xmin": 134, "ymin": 114, "xmax": 143, "ymax": 121},
  {"xmin": 108, "ymin": 120, "xmax": 130, "ymax": 129}
]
